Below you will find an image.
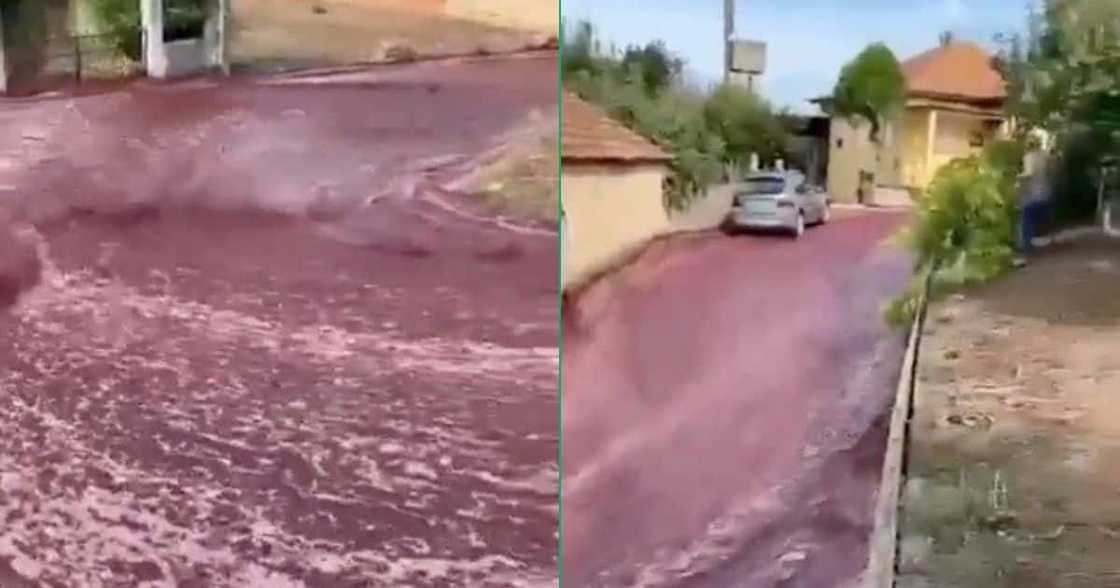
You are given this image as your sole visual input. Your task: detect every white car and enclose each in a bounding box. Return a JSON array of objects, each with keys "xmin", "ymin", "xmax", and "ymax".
[{"xmin": 725, "ymin": 173, "xmax": 831, "ymax": 238}]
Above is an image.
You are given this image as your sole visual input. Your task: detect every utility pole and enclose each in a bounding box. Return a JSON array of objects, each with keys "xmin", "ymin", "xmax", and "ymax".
[{"xmin": 724, "ymin": 0, "xmax": 734, "ymax": 84}]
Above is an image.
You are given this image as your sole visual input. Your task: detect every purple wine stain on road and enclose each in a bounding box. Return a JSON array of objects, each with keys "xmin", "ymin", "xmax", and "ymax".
[
  {"xmin": 0, "ymin": 54, "xmax": 557, "ymax": 587},
  {"xmin": 562, "ymin": 212, "xmax": 910, "ymax": 587}
]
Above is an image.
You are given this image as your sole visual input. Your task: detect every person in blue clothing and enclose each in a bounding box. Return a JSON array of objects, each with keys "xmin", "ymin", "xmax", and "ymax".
[{"xmin": 1015, "ymin": 153, "xmax": 1053, "ymax": 261}]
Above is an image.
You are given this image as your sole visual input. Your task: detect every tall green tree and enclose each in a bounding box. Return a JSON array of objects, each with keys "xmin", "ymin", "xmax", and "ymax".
[
  {"xmin": 703, "ymin": 83, "xmax": 786, "ymax": 168},
  {"xmin": 997, "ymin": 0, "xmax": 1120, "ymax": 221},
  {"xmin": 830, "ymin": 43, "xmax": 907, "ymax": 143},
  {"xmin": 620, "ymin": 41, "xmax": 682, "ymax": 95}
]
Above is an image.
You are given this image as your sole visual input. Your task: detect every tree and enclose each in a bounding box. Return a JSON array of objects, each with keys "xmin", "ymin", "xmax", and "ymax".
[
  {"xmin": 563, "ymin": 21, "xmax": 725, "ymax": 208},
  {"xmin": 703, "ymin": 83, "xmax": 787, "ymax": 168},
  {"xmin": 561, "ymin": 20, "xmax": 598, "ymax": 79},
  {"xmin": 830, "ymin": 43, "xmax": 907, "ymax": 143},
  {"xmin": 998, "ymin": 0, "xmax": 1120, "ymax": 222},
  {"xmin": 620, "ymin": 41, "xmax": 682, "ymax": 95},
  {"xmin": 563, "ymin": 22, "xmax": 790, "ymax": 208}
]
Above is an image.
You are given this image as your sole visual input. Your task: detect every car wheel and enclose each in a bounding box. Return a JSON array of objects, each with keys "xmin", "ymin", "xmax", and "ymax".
[{"xmin": 792, "ymin": 212, "xmax": 805, "ymax": 238}]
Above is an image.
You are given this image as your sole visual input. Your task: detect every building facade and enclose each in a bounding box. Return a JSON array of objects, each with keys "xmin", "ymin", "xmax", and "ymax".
[
  {"xmin": 821, "ymin": 40, "xmax": 1010, "ymax": 204},
  {"xmin": 561, "ymin": 94, "xmax": 672, "ymax": 289}
]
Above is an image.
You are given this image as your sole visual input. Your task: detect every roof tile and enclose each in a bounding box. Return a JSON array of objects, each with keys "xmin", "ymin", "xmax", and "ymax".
[
  {"xmin": 901, "ymin": 41, "xmax": 1007, "ymax": 103},
  {"xmin": 562, "ymin": 93, "xmax": 671, "ymax": 164}
]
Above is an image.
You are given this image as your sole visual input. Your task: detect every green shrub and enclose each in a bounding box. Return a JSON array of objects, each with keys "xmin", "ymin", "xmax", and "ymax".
[
  {"xmin": 885, "ymin": 157, "xmax": 1017, "ymax": 325},
  {"xmin": 703, "ymin": 83, "xmax": 787, "ymax": 170},
  {"xmin": 567, "ymin": 59, "xmax": 725, "ymax": 210},
  {"xmin": 563, "ymin": 20, "xmax": 789, "ymax": 211},
  {"xmin": 89, "ymin": 0, "xmax": 141, "ymax": 59}
]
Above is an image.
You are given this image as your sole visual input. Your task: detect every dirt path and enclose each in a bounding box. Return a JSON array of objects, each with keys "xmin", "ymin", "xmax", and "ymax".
[
  {"xmin": 900, "ymin": 234, "xmax": 1120, "ymax": 588},
  {"xmin": 0, "ymin": 54, "xmax": 557, "ymax": 587},
  {"xmin": 232, "ymin": 0, "xmax": 552, "ymax": 73},
  {"xmin": 561, "ymin": 212, "xmax": 910, "ymax": 587}
]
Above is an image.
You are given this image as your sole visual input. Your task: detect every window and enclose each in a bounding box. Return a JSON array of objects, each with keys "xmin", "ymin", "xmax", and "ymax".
[
  {"xmin": 741, "ymin": 178, "xmax": 786, "ymax": 195},
  {"xmin": 164, "ymin": 0, "xmax": 207, "ymax": 42}
]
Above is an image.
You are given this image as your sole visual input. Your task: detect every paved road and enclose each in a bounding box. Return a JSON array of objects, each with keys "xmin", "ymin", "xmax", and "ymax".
[
  {"xmin": 0, "ymin": 54, "xmax": 557, "ymax": 587},
  {"xmin": 562, "ymin": 212, "xmax": 910, "ymax": 587}
]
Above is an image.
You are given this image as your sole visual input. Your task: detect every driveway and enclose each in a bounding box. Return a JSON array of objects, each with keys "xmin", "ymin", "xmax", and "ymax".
[
  {"xmin": 0, "ymin": 54, "xmax": 557, "ymax": 587},
  {"xmin": 562, "ymin": 211, "xmax": 910, "ymax": 587}
]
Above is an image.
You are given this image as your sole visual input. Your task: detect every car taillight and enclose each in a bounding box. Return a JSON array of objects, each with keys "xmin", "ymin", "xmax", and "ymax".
[{"xmin": 776, "ymin": 200, "xmax": 795, "ymax": 208}]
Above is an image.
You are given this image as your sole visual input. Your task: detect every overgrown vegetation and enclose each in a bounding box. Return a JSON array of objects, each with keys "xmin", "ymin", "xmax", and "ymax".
[
  {"xmin": 996, "ymin": 0, "xmax": 1120, "ymax": 224},
  {"xmin": 562, "ymin": 20, "xmax": 788, "ymax": 210},
  {"xmin": 90, "ymin": 0, "xmax": 142, "ymax": 59},
  {"xmin": 704, "ymin": 83, "xmax": 788, "ymax": 173},
  {"xmin": 885, "ymin": 141, "xmax": 1025, "ymax": 325}
]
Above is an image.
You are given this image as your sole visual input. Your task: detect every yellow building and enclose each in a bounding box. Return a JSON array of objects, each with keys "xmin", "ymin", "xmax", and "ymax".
[
  {"xmin": 822, "ymin": 40, "xmax": 1010, "ymax": 204},
  {"xmin": 561, "ymin": 94, "xmax": 671, "ymax": 290}
]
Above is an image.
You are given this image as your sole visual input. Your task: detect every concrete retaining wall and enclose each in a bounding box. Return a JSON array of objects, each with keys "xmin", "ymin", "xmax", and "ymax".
[
  {"xmin": 160, "ymin": 38, "xmax": 207, "ymax": 78},
  {"xmin": 871, "ymin": 186, "xmax": 914, "ymax": 208},
  {"xmin": 862, "ymin": 272, "xmax": 931, "ymax": 588},
  {"xmin": 668, "ymin": 184, "xmax": 736, "ymax": 233}
]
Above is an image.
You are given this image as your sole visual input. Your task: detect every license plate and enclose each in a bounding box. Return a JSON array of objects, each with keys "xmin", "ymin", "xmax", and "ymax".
[{"xmin": 744, "ymin": 202, "xmax": 774, "ymax": 214}]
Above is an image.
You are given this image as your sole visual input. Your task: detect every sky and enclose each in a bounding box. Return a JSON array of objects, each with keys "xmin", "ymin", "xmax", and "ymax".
[{"xmin": 562, "ymin": 0, "xmax": 1031, "ymax": 114}]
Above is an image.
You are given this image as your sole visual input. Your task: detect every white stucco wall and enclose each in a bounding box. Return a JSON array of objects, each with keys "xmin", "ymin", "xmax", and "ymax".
[
  {"xmin": 561, "ymin": 162, "xmax": 669, "ymax": 289},
  {"xmin": 142, "ymin": 0, "xmax": 228, "ymax": 78},
  {"xmin": 826, "ymin": 117, "xmax": 877, "ymax": 204}
]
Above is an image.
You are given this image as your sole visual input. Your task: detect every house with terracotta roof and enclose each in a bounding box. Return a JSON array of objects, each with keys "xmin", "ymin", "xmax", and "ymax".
[
  {"xmin": 561, "ymin": 93, "xmax": 672, "ymax": 288},
  {"xmin": 818, "ymin": 39, "xmax": 1011, "ymax": 204}
]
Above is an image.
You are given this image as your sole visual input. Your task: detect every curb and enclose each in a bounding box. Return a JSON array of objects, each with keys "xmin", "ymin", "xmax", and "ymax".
[
  {"xmin": 862, "ymin": 271, "xmax": 932, "ymax": 588},
  {"xmin": 261, "ymin": 47, "xmax": 557, "ymax": 81}
]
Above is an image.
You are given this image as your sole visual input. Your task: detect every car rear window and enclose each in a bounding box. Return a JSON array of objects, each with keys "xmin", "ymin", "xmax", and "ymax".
[{"xmin": 741, "ymin": 178, "xmax": 785, "ymax": 195}]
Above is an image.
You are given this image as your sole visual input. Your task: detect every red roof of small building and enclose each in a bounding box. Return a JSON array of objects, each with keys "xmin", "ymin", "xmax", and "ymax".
[
  {"xmin": 562, "ymin": 93, "xmax": 671, "ymax": 164},
  {"xmin": 900, "ymin": 41, "xmax": 1007, "ymax": 104}
]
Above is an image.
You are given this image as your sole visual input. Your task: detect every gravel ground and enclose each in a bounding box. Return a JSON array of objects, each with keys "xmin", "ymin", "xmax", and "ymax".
[{"xmin": 900, "ymin": 234, "xmax": 1120, "ymax": 588}]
